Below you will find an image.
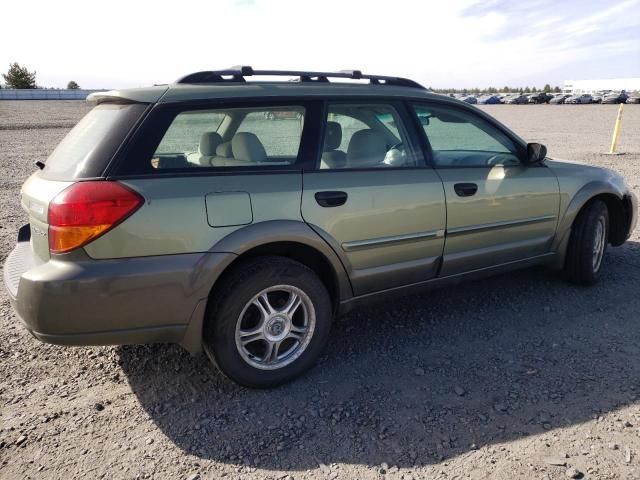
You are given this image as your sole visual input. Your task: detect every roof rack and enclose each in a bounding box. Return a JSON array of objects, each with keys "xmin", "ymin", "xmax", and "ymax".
[{"xmin": 176, "ymin": 66, "xmax": 425, "ymax": 90}]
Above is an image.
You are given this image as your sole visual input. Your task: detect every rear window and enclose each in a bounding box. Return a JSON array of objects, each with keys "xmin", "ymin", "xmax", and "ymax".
[{"xmin": 42, "ymin": 103, "xmax": 146, "ymax": 180}]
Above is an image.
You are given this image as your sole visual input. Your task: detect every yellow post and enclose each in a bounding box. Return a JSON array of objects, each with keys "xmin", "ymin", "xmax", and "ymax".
[{"xmin": 609, "ymin": 103, "xmax": 624, "ymax": 154}]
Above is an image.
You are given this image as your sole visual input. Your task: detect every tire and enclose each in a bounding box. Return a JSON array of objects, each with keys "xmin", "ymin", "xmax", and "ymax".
[
  {"xmin": 564, "ymin": 199, "xmax": 609, "ymax": 286},
  {"xmin": 203, "ymin": 256, "xmax": 332, "ymax": 388}
]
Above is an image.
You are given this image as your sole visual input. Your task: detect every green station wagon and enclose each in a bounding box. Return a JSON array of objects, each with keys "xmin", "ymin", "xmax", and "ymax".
[{"xmin": 4, "ymin": 67, "xmax": 637, "ymax": 387}]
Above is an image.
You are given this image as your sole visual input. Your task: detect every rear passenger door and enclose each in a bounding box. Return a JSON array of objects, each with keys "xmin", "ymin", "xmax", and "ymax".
[{"xmin": 301, "ymin": 101, "xmax": 447, "ymax": 296}]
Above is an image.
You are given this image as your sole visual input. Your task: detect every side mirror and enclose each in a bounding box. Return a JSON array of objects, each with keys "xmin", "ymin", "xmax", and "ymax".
[{"xmin": 526, "ymin": 142, "xmax": 547, "ymax": 165}]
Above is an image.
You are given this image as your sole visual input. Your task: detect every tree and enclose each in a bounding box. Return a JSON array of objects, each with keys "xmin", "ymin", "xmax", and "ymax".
[
  {"xmin": 553, "ymin": 85, "xmax": 561, "ymax": 93},
  {"xmin": 67, "ymin": 81, "xmax": 80, "ymax": 90},
  {"xmin": 2, "ymin": 62, "xmax": 37, "ymax": 89},
  {"xmin": 543, "ymin": 83, "xmax": 552, "ymax": 92},
  {"xmin": 524, "ymin": 86, "xmax": 531, "ymax": 93}
]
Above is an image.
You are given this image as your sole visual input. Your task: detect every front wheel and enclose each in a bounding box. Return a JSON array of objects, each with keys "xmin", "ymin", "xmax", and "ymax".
[
  {"xmin": 204, "ymin": 257, "xmax": 332, "ymax": 388},
  {"xmin": 564, "ymin": 199, "xmax": 609, "ymax": 285}
]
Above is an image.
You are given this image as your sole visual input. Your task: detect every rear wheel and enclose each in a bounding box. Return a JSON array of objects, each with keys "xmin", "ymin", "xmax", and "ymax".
[
  {"xmin": 564, "ymin": 200, "xmax": 609, "ymax": 285},
  {"xmin": 204, "ymin": 256, "xmax": 332, "ymax": 388}
]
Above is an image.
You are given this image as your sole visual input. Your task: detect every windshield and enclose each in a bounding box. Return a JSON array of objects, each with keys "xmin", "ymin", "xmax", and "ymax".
[{"xmin": 42, "ymin": 103, "xmax": 146, "ymax": 180}]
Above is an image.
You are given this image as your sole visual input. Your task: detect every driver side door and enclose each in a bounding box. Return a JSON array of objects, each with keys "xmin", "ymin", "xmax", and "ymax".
[{"xmin": 411, "ymin": 103, "xmax": 560, "ymax": 276}]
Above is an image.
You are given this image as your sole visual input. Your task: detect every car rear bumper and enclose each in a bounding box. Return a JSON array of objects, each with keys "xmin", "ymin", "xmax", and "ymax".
[{"xmin": 3, "ymin": 240, "xmax": 235, "ymax": 350}]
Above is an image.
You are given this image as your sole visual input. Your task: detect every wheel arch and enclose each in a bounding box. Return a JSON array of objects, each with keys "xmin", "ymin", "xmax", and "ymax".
[
  {"xmin": 211, "ymin": 220, "xmax": 352, "ymax": 301},
  {"xmin": 178, "ymin": 220, "xmax": 352, "ymax": 354},
  {"xmin": 552, "ymin": 181, "xmax": 628, "ymax": 267}
]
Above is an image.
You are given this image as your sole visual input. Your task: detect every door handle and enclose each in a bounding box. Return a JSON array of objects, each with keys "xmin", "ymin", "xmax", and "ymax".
[
  {"xmin": 454, "ymin": 183, "xmax": 478, "ymax": 197},
  {"xmin": 315, "ymin": 191, "xmax": 348, "ymax": 207}
]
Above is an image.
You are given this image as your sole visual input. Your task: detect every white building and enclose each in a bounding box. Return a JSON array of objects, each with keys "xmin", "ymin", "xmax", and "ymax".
[{"xmin": 563, "ymin": 78, "xmax": 640, "ymax": 94}]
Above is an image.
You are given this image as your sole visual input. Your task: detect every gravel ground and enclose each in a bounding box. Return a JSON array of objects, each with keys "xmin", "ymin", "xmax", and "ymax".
[{"xmin": 1, "ymin": 101, "xmax": 640, "ymax": 480}]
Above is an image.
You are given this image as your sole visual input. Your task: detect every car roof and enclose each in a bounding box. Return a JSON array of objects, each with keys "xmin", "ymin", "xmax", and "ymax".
[
  {"xmin": 87, "ymin": 66, "xmax": 459, "ymax": 106},
  {"xmin": 88, "ymin": 81, "xmax": 451, "ymax": 106}
]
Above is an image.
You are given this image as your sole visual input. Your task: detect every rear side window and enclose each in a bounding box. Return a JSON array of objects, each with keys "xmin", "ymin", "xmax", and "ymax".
[
  {"xmin": 236, "ymin": 109, "xmax": 304, "ymax": 157},
  {"xmin": 156, "ymin": 111, "xmax": 226, "ymax": 153},
  {"xmin": 151, "ymin": 106, "xmax": 305, "ymax": 169},
  {"xmin": 42, "ymin": 103, "xmax": 146, "ymax": 180}
]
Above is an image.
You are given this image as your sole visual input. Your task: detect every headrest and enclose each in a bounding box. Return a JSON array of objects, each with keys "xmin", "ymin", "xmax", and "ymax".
[
  {"xmin": 215, "ymin": 141, "xmax": 233, "ymax": 158},
  {"xmin": 323, "ymin": 121, "xmax": 342, "ymax": 151},
  {"xmin": 199, "ymin": 132, "xmax": 223, "ymax": 157},
  {"xmin": 347, "ymin": 129, "xmax": 387, "ymax": 167},
  {"xmin": 232, "ymin": 132, "xmax": 267, "ymax": 163}
]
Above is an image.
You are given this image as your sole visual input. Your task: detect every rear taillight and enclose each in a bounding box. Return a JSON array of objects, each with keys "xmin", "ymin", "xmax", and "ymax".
[{"xmin": 48, "ymin": 181, "xmax": 143, "ymax": 254}]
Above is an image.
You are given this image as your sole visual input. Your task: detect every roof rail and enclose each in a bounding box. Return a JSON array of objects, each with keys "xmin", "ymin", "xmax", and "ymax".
[{"xmin": 176, "ymin": 66, "xmax": 425, "ymax": 90}]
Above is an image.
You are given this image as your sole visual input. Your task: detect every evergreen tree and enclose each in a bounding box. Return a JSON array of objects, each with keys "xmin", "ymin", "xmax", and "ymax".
[
  {"xmin": 67, "ymin": 81, "xmax": 80, "ymax": 90},
  {"xmin": 2, "ymin": 63, "xmax": 37, "ymax": 89}
]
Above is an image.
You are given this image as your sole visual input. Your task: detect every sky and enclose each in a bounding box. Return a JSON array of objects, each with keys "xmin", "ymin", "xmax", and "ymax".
[{"xmin": 1, "ymin": 0, "xmax": 639, "ymax": 89}]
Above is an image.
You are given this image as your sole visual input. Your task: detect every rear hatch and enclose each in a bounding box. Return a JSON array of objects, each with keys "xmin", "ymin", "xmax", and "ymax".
[{"xmin": 19, "ymin": 102, "xmax": 149, "ymax": 261}]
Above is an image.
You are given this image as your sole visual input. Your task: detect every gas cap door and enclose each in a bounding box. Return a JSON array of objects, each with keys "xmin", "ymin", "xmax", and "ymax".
[{"xmin": 205, "ymin": 191, "xmax": 253, "ymax": 227}]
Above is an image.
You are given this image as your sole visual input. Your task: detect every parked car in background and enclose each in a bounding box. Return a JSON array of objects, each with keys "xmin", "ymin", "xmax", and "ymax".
[
  {"xmin": 4, "ymin": 66, "xmax": 637, "ymax": 388},
  {"xmin": 627, "ymin": 91, "xmax": 640, "ymax": 104},
  {"xmin": 529, "ymin": 92, "xmax": 553, "ymax": 104},
  {"xmin": 565, "ymin": 94, "xmax": 593, "ymax": 104},
  {"xmin": 507, "ymin": 94, "xmax": 529, "ymax": 104},
  {"xmin": 264, "ymin": 110, "xmax": 303, "ymax": 120},
  {"xmin": 592, "ymin": 91, "xmax": 612, "ymax": 104},
  {"xmin": 550, "ymin": 94, "xmax": 571, "ymax": 104},
  {"xmin": 602, "ymin": 92, "xmax": 628, "ymax": 104},
  {"xmin": 461, "ymin": 95, "xmax": 477, "ymax": 104},
  {"xmin": 477, "ymin": 95, "xmax": 502, "ymax": 104}
]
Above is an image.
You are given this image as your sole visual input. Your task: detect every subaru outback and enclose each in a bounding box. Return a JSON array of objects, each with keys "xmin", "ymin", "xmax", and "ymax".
[{"xmin": 4, "ymin": 67, "xmax": 637, "ymax": 388}]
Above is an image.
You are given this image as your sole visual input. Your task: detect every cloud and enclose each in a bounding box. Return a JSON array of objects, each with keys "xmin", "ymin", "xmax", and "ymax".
[{"xmin": 0, "ymin": 0, "xmax": 637, "ymax": 89}]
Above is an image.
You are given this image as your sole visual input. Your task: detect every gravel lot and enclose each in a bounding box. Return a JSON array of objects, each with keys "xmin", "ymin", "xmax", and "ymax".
[{"xmin": 1, "ymin": 101, "xmax": 640, "ymax": 480}]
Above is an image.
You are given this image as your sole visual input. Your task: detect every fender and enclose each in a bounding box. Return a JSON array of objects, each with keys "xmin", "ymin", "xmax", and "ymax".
[
  {"xmin": 179, "ymin": 220, "xmax": 353, "ymax": 354},
  {"xmin": 551, "ymin": 180, "xmax": 626, "ymax": 266},
  {"xmin": 210, "ymin": 219, "xmax": 353, "ymax": 300}
]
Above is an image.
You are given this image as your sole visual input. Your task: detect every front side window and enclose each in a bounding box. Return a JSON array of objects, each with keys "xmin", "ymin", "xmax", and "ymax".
[
  {"xmin": 320, "ymin": 103, "xmax": 419, "ymax": 169},
  {"xmin": 151, "ymin": 106, "xmax": 305, "ymax": 169},
  {"xmin": 412, "ymin": 104, "xmax": 522, "ymax": 167}
]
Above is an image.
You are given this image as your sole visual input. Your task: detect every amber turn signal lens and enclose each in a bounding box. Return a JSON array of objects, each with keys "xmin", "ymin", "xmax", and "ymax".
[{"xmin": 48, "ymin": 181, "xmax": 143, "ymax": 254}]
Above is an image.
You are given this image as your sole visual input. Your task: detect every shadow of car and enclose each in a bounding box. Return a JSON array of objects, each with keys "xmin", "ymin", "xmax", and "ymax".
[{"xmin": 118, "ymin": 245, "xmax": 640, "ymax": 470}]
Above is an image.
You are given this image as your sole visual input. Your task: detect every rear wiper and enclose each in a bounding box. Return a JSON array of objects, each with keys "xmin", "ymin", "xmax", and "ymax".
[{"xmin": 34, "ymin": 160, "xmax": 45, "ymax": 170}]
